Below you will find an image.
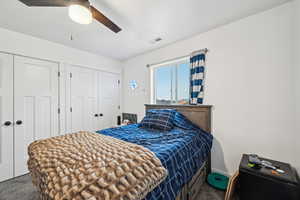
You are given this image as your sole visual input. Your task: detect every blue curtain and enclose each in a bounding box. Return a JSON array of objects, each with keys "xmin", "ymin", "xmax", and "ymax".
[{"xmin": 190, "ymin": 51, "xmax": 206, "ymax": 104}]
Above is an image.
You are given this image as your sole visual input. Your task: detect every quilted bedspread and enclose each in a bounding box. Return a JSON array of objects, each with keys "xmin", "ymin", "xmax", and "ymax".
[
  {"xmin": 28, "ymin": 131, "xmax": 167, "ymax": 200},
  {"xmin": 97, "ymin": 124, "xmax": 213, "ymax": 200}
]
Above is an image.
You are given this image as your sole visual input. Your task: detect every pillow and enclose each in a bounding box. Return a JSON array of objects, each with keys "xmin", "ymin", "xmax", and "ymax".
[
  {"xmin": 139, "ymin": 109, "xmax": 176, "ymax": 131},
  {"xmin": 145, "ymin": 109, "xmax": 176, "ymax": 115},
  {"xmin": 173, "ymin": 111, "xmax": 200, "ymax": 130}
]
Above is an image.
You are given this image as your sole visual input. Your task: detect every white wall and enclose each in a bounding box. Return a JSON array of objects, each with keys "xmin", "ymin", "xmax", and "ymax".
[
  {"xmin": 292, "ymin": 0, "xmax": 300, "ymax": 172},
  {"xmin": 122, "ymin": 3, "xmax": 297, "ymax": 175},
  {"xmin": 0, "ymin": 27, "xmax": 121, "ymax": 73}
]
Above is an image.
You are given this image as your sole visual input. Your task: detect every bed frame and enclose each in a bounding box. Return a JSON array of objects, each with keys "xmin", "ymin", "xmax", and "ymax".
[{"xmin": 145, "ymin": 104, "xmax": 213, "ymax": 200}]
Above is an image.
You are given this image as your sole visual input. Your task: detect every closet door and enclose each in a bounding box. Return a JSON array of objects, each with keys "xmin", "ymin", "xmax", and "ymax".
[
  {"xmin": 98, "ymin": 72, "xmax": 120, "ymax": 129},
  {"xmin": 0, "ymin": 53, "xmax": 14, "ymax": 182},
  {"xmin": 70, "ymin": 66, "xmax": 97, "ymax": 132},
  {"xmin": 14, "ymin": 56, "xmax": 59, "ymax": 177}
]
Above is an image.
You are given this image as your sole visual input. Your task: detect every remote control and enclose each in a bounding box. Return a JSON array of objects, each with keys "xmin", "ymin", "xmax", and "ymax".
[{"xmin": 262, "ymin": 160, "xmax": 276, "ymax": 170}]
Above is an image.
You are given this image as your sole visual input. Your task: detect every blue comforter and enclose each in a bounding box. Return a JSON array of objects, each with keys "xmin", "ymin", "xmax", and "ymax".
[{"xmin": 96, "ymin": 124, "xmax": 213, "ymax": 200}]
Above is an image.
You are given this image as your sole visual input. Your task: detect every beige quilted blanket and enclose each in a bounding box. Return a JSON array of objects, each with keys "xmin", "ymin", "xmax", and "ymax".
[{"xmin": 28, "ymin": 131, "xmax": 167, "ymax": 200}]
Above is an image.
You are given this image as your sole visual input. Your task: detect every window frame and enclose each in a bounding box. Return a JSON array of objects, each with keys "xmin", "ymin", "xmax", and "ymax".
[{"xmin": 150, "ymin": 57, "xmax": 189, "ymax": 105}]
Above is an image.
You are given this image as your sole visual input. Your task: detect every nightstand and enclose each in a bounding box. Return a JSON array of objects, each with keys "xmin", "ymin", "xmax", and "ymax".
[{"xmin": 239, "ymin": 154, "xmax": 299, "ymax": 200}]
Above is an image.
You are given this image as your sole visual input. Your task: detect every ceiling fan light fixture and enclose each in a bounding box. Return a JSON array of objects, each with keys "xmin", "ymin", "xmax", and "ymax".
[{"xmin": 68, "ymin": 4, "xmax": 92, "ymax": 25}]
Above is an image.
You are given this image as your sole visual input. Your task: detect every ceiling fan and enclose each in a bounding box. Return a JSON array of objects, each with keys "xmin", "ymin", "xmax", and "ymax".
[{"xmin": 18, "ymin": 0, "xmax": 122, "ymax": 33}]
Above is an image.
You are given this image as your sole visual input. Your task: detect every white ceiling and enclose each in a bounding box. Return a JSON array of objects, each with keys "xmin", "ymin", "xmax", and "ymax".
[{"xmin": 0, "ymin": 0, "xmax": 290, "ymax": 60}]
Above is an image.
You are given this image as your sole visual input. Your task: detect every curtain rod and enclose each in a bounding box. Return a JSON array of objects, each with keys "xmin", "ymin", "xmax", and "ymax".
[{"xmin": 146, "ymin": 48, "xmax": 209, "ymax": 68}]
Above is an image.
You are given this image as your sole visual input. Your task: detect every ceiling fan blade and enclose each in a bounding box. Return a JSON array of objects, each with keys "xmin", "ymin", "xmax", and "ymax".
[
  {"xmin": 18, "ymin": 0, "xmax": 88, "ymax": 7},
  {"xmin": 90, "ymin": 6, "xmax": 121, "ymax": 33}
]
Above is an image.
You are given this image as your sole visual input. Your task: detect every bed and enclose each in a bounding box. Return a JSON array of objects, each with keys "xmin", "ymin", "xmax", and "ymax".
[
  {"xmin": 97, "ymin": 104, "xmax": 213, "ymax": 200},
  {"xmin": 27, "ymin": 104, "xmax": 213, "ymax": 200}
]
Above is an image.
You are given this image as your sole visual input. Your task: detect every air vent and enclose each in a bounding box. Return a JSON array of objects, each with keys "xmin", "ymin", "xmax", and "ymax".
[{"xmin": 150, "ymin": 37, "xmax": 162, "ymax": 44}]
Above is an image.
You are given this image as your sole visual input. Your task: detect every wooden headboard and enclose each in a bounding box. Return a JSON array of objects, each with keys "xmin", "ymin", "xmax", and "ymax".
[{"xmin": 145, "ymin": 104, "xmax": 212, "ymax": 133}]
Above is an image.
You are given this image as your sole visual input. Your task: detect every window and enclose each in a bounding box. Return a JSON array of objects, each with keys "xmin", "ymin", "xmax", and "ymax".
[{"xmin": 151, "ymin": 59, "xmax": 190, "ymax": 105}]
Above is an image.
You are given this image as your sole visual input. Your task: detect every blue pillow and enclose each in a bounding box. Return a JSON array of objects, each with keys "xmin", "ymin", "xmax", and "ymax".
[
  {"xmin": 173, "ymin": 111, "xmax": 200, "ymax": 130},
  {"xmin": 139, "ymin": 109, "xmax": 176, "ymax": 131}
]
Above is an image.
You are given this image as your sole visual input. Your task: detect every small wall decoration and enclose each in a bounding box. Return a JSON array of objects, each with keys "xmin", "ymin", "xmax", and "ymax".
[{"xmin": 129, "ymin": 80, "xmax": 138, "ymax": 90}]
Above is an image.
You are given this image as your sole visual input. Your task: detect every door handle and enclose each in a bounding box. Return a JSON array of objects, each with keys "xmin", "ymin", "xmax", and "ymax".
[
  {"xmin": 3, "ymin": 121, "xmax": 12, "ymax": 126},
  {"xmin": 94, "ymin": 114, "xmax": 99, "ymax": 117},
  {"xmin": 15, "ymin": 120, "xmax": 23, "ymax": 125}
]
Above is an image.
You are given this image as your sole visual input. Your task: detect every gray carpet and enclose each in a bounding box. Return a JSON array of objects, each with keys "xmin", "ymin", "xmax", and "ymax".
[{"xmin": 0, "ymin": 174, "xmax": 225, "ymax": 200}]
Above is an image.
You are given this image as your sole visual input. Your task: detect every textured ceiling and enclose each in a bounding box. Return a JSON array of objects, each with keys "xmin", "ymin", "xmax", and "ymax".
[{"xmin": 0, "ymin": 0, "xmax": 290, "ymax": 60}]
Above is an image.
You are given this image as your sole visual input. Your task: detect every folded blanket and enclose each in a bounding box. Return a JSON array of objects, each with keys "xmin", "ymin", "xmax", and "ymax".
[{"xmin": 28, "ymin": 131, "xmax": 167, "ymax": 200}]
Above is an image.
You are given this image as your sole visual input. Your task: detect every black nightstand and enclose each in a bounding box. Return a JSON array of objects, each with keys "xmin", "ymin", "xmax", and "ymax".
[{"xmin": 239, "ymin": 154, "xmax": 299, "ymax": 200}]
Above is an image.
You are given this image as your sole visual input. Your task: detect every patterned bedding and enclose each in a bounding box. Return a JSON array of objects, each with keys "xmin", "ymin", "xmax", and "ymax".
[
  {"xmin": 97, "ymin": 124, "xmax": 213, "ymax": 200},
  {"xmin": 28, "ymin": 131, "xmax": 167, "ymax": 200}
]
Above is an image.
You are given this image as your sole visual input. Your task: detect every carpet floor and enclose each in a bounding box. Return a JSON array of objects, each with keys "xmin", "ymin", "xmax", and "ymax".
[{"xmin": 0, "ymin": 174, "xmax": 225, "ymax": 200}]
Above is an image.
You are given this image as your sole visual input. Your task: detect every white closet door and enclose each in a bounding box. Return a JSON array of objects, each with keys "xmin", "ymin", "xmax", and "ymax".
[
  {"xmin": 98, "ymin": 72, "xmax": 120, "ymax": 129},
  {"xmin": 14, "ymin": 56, "xmax": 59, "ymax": 177},
  {"xmin": 0, "ymin": 53, "xmax": 14, "ymax": 182},
  {"xmin": 58, "ymin": 64, "xmax": 69, "ymax": 135},
  {"xmin": 70, "ymin": 66, "xmax": 97, "ymax": 132}
]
